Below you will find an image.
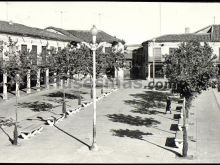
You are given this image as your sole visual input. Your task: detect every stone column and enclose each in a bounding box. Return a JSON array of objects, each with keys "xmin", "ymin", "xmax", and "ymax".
[
  {"xmin": 164, "ymin": 74, "xmax": 166, "ymax": 80},
  {"xmin": 148, "ymin": 63, "xmax": 151, "ymax": 81},
  {"xmin": 36, "ymin": 68, "xmax": 41, "ymax": 92},
  {"xmin": 53, "ymin": 72, "xmax": 57, "ymax": 88},
  {"xmin": 66, "ymin": 70, "xmax": 70, "ymax": 88},
  {"xmin": 16, "ymin": 74, "xmax": 20, "ymax": 97},
  {"xmin": 27, "ymin": 69, "xmax": 31, "ymax": 94},
  {"xmin": 102, "ymin": 46, "xmax": 105, "ymax": 53},
  {"xmin": 60, "ymin": 79, "xmax": 63, "ymax": 89},
  {"xmin": 45, "ymin": 68, "xmax": 49, "ymax": 90},
  {"xmin": 3, "ymin": 72, "xmax": 8, "ymax": 100}
]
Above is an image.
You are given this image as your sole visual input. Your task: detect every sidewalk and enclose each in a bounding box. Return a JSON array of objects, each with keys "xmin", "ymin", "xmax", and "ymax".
[
  {"xmin": 0, "ymin": 81, "xmax": 185, "ymax": 163},
  {"xmin": 0, "ymin": 81, "xmax": 219, "ymax": 163}
]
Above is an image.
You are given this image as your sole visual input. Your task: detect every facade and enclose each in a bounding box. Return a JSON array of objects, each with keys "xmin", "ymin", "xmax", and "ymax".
[
  {"xmin": 125, "ymin": 44, "xmax": 143, "ymax": 79},
  {"xmin": 0, "ymin": 20, "xmax": 82, "ymax": 100},
  {"xmin": 0, "ymin": 21, "xmax": 126, "ymax": 101},
  {"xmin": 45, "ymin": 26, "xmax": 125, "ymax": 80},
  {"xmin": 140, "ymin": 24, "xmax": 220, "ymax": 80}
]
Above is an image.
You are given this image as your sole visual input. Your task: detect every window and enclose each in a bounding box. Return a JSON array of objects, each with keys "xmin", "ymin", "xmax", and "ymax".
[
  {"xmin": 169, "ymin": 48, "xmax": 177, "ymax": 55},
  {"xmin": 31, "ymin": 45, "xmax": 37, "ymax": 65},
  {"xmin": 42, "ymin": 46, "xmax": 47, "ymax": 62},
  {"xmin": 219, "ymin": 48, "xmax": 220, "ymax": 61},
  {"xmin": 21, "ymin": 44, "xmax": 27, "ymax": 54},
  {"xmin": 153, "ymin": 48, "xmax": 161, "ymax": 61},
  {"xmin": 0, "ymin": 41, "xmax": 3, "ymax": 60}
]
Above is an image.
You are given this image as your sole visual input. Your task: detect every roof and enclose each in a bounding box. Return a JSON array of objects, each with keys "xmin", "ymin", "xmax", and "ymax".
[
  {"xmin": 0, "ymin": 20, "xmax": 77, "ymax": 42},
  {"xmin": 45, "ymin": 26, "xmax": 83, "ymax": 42},
  {"xmin": 143, "ymin": 24, "xmax": 220, "ymax": 44},
  {"xmin": 149, "ymin": 33, "xmax": 211, "ymax": 42},
  {"xmin": 67, "ymin": 30, "xmax": 123, "ymax": 44}
]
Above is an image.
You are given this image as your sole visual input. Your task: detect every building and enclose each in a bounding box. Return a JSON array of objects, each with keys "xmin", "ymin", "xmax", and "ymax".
[
  {"xmin": 125, "ymin": 44, "xmax": 142, "ymax": 79},
  {"xmin": 0, "ymin": 20, "xmax": 82, "ymax": 100},
  {"xmin": 140, "ymin": 24, "xmax": 220, "ymax": 80},
  {"xmin": 45, "ymin": 26, "xmax": 126, "ymax": 79},
  {"xmin": 0, "ymin": 21, "xmax": 126, "ymax": 100}
]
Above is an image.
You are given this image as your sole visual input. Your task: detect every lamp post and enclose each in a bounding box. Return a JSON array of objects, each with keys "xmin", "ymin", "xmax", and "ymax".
[
  {"xmin": 81, "ymin": 25, "xmax": 106, "ymax": 151},
  {"xmin": 90, "ymin": 25, "xmax": 98, "ymax": 151}
]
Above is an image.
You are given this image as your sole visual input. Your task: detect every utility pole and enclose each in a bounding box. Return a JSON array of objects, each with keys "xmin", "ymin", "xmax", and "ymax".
[
  {"xmin": 60, "ymin": 11, "xmax": 63, "ymax": 28},
  {"xmin": 98, "ymin": 12, "xmax": 102, "ymax": 30},
  {"xmin": 214, "ymin": 16, "xmax": 216, "ymax": 25},
  {"xmin": 5, "ymin": 2, "xmax": 9, "ymax": 22},
  {"xmin": 159, "ymin": 3, "xmax": 162, "ymax": 36}
]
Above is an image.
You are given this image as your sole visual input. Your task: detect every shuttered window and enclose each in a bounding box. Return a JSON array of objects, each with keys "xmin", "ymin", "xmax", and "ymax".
[
  {"xmin": 42, "ymin": 46, "xmax": 47, "ymax": 63},
  {"xmin": 21, "ymin": 44, "xmax": 27, "ymax": 54},
  {"xmin": 169, "ymin": 48, "xmax": 177, "ymax": 55},
  {"xmin": 0, "ymin": 41, "xmax": 3, "ymax": 60},
  {"xmin": 31, "ymin": 45, "xmax": 37, "ymax": 65},
  {"xmin": 153, "ymin": 48, "xmax": 161, "ymax": 61},
  {"xmin": 219, "ymin": 47, "xmax": 220, "ymax": 61}
]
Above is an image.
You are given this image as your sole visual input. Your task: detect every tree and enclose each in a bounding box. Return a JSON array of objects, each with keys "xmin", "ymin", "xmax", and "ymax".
[
  {"xmin": 105, "ymin": 46, "xmax": 126, "ymax": 88},
  {"xmin": 163, "ymin": 40, "xmax": 218, "ymax": 157},
  {"xmin": 0, "ymin": 37, "xmax": 33, "ymax": 145},
  {"xmin": 68, "ymin": 44, "xmax": 89, "ymax": 105},
  {"xmin": 50, "ymin": 47, "xmax": 71, "ymax": 118},
  {"xmin": 82, "ymin": 45, "xmax": 109, "ymax": 98}
]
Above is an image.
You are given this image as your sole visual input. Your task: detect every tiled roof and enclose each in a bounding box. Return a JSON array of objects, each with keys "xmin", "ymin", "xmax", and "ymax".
[
  {"xmin": 0, "ymin": 20, "xmax": 75, "ymax": 42},
  {"xmin": 45, "ymin": 26, "xmax": 83, "ymax": 42},
  {"xmin": 143, "ymin": 24, "xmax": 220, "ymax": 44},
  {"xmin": 67, "ymin": 30, "xmax": 123, "ymax": 44},
  {"xmin": 151, "ymin": 33, "xmax": 211, "ymax": 42}
]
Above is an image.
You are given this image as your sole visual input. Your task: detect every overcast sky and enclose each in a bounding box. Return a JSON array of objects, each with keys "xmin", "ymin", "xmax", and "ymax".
[{"xmin": 0, "ymin": 2, "xmax": 220, "ymax": 45}]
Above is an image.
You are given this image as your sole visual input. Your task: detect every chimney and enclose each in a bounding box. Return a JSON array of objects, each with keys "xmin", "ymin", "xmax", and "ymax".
[
  {"xmin": 9, "ymin": 20, "xmax": 13, "ymax": 25},
  {"xmin": 185, "ymin": 27, "xmax": 190, "ymax": 33}
]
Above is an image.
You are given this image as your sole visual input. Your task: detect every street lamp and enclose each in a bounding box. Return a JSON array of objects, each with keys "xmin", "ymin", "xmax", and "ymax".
[
  {"xmin": 90, "ymin": 25, "xmax": 98, "ymax": 151},
  {"xmin": 81, "ymin": 25, "xmax": 107, "ymax": 151}
]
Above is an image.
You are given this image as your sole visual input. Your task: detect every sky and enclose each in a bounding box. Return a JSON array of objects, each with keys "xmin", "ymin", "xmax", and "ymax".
[{"xmin": 0, "ymin": 2, "xmax": 220, "ymax": 45}]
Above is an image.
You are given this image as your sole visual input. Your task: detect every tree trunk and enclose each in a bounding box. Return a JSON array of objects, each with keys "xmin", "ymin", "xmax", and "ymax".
[
  {"xmin": 182, "ymin": 97, "xmax": 188, "ymax": 157},
  {"xmin": 13, "ymin": 91, "xmax": 18, "ymax": 145},
  {"xmin": 62, "ymin": 80, "xmax": 67, "ymax": 118},
  {"xmin": 90, "ymin": 76, "xmax": 93, "ymax": 99},
  {"xmin": 78, "ymin": 74, "xmax": 81, "ymax": 105}
]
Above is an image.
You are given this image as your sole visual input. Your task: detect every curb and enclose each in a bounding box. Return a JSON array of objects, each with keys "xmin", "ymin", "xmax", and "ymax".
[{"xmin": 211, "ymin": 88, "xmax": 220, "ymax": 111}]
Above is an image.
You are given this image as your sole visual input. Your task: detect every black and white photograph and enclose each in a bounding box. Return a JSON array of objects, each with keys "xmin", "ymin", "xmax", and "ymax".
[{"xmin": 0, "ymin": 1, "xmax": 220, "ymax": 163}]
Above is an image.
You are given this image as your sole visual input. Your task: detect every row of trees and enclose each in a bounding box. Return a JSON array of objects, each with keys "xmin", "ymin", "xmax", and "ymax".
[
  {"xmin": 163, "ymin": 40, "xmax": 218, "ymax": 157},
  {"xmin": 0, "ymin": 37, "xmax": 125, "ymax": 145}
]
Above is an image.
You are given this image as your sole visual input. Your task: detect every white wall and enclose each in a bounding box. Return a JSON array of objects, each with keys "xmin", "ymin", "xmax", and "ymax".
[
  {"xmin": 148, "ymin": 41, "xmax": 220, "ymax": 62},
  {"xmin": 0, "ymin": 33, "xmax": 69, "ymax": 60}
]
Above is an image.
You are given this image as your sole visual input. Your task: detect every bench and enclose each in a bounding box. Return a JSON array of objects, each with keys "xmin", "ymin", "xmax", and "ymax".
[
  {"xmin": 67, "ymin": 106, "xmax": 81, "ymax": 115},
  {"xmin": 104, "ymin": 91, "xmax": 111, "ymax": 96},
  {"xmin": 175, "ymin": 106, "xmax": 183, "ymax": 118},
  {"xmin": 66, "ymin": 109, "xmax": 76, "ymax": 115},
  {"xmin": 20, "ymin": 123, "xmax": 44, "ymax": 140},
  {"xmin": 55, "ymin": 114, "xmax": 65, "ymax": 123},
  {"xmin": 175, "ymin": 131, "xmax": 183, "ymax": 148},
  {"xmin": 96, "ymin": 96, "xmax": 104, "ymax": 101},
  {"xmin": 81, "ymin": 101, "xmax": 93, "ymax": 108},
  {"xmin": 178, "ymin": 99, "xmax": 184, "ymax": 104},
  {"xmin": 178, "ymin": 118, "xmax": 189, "ymax": 131}
]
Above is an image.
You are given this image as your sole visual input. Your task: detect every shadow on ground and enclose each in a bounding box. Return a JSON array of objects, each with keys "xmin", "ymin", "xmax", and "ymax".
[
  {"xmin": 124, "ymin": 91, "xmax": 180, "ymax": 115},
  {"xmin": 54, "ymin": 125, "xmax": 91, "ymax": 149},
  {"xmin": 44, "ymin": 91, "xmax": 79, "ymax": 100},
  {"xmin": 111, "ymin": 128, "xmax": 181, "ymax": 157},
  {"xmin": 106, "ymin": 114, "xmax": 160, "ymax": 127},
  {"xmin": 165, "ymin": 137, "xmax": 178, "ymax": 148},
  {"xmin": 0, "ymin": 127, "xmax": 14, "ymax": 144},
  {"xmin": 18, "ymin": 101, "xmax": 56, "ymax": 112},
  {"xmin": 111, "ymin": 129, "xmax": 153, "ymax": 139}
]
